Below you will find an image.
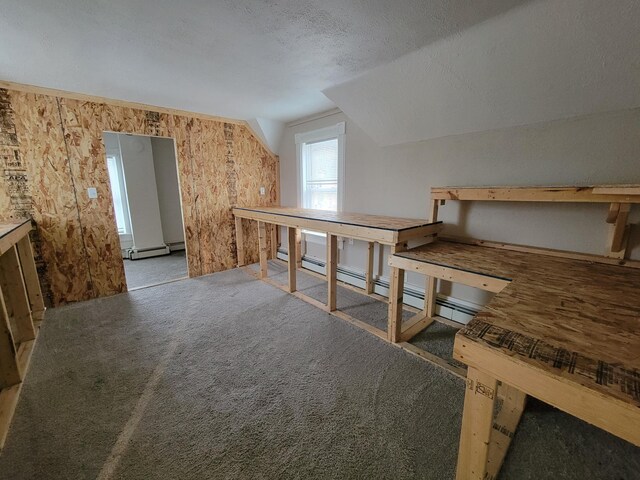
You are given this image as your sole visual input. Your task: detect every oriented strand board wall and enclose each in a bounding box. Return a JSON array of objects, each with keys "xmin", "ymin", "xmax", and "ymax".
[{"xmin": 0, "ymin": 88, "xmax": 278, "ymax": 306}]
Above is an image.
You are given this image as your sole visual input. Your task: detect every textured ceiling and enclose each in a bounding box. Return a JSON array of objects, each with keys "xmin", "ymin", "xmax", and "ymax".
[
  {"xmin": 325, "ymin": 0, "xmax": 640, "ymax": 146},
  {"xmin": 0, "ymin": 0, "xmax": 528, "ymax": 125}
]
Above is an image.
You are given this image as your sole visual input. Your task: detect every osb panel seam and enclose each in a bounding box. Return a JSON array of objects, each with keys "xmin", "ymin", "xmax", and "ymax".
[{"xmin": 0, "ymin": 88, "xmax": 278, "ymax": 306}]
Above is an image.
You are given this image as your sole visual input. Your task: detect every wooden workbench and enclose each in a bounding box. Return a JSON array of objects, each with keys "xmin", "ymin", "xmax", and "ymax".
[
  {"xmin": 0, "ymin": 219, "xmax": 45, "ymax": 449},
  {"xmin": 233, "ymin": 206, "xmax": 442, "ymax": 339},
  {"xmin": 390, "ymin": 239, "xmax": 640, "ymax": 479}
]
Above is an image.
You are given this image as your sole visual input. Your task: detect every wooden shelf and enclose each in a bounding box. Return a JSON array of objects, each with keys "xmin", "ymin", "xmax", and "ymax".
[{"xmin": 0, "ymin": 219, "xmax": 45, "ymax": 449}]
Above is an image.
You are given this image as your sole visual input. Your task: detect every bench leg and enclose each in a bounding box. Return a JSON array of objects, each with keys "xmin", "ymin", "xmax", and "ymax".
[
  {"xmin": 257, "ymin": 221, "xmax": 268, "ymax": 279},
  {"xmin": 326, "ymin": 235, "xmax": 337, "ymax": 311},
  {"xmin": 456, "ymin": 367, "xmax": 498, "ymax": 480},
  {"xmin": 235, "ymin": 217, "xmax": 245, "ymax": 267},
  {"xmin": 287, "ymin": 227, "xmax": 297, "ymax": 293},
  {"xmin": 365, "ymin": 241, "xmax": 375, "ymax": 294}
]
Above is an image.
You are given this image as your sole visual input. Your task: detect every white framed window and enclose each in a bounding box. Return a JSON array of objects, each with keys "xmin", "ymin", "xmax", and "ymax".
[
  {"xmin": 295, "ymin": 122, "xmax": 345, "ymax": 212},
  {"xmin": 106, "ymin": 154, "xmax": 132, "ymax": 235}
]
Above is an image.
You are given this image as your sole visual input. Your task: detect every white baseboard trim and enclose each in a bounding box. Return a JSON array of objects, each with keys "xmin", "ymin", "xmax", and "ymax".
[{"xmin": 276, "ymin": 249, "xmax": 479, "ymax": 325}]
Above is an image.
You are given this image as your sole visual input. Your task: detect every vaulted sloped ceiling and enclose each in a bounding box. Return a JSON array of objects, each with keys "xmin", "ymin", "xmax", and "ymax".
[
  {"xmin": 0, "ymin": 0, "xmax": 530, "ymax": 152},
  {"xmin": 1, "ymin": 0, "xmax": 637, "ymax": 151},
  {"xmin": 324, "ymin": 0, "xmax": 640, "ymax": 146}
]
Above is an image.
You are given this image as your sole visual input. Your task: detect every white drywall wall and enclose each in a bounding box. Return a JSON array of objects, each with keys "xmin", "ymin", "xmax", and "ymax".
[
  {"xmin": 119, "ymin": 135, "xmax": 166, "ymax": 251},
  {"xmin": 151, "ymin": 137, "xmax": 185, "ymax": 246},
  {"xmin": 278, "ymin": 108, "xmax": 640, "ymax": 309}
]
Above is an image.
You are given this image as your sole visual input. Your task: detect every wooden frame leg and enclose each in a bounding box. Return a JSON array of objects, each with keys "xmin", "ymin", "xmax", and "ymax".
[
  {"xmin": 423, "ymin": 276, "xmax": 437, "ymax": 318},
  {"xmin": 456, "ymin": 368, "xmax": 499, "ymax": 480},
  {"xmin": 270, "ymin": 224, "xmax": 278, "ymax": 259},
  {"xmin": 387, "ymin": 266, "xmax": 405, "ymax": 343},
  {"xmin": 365, "ymin": 241, "xmax": 375, "ymax": 294},
  {"xmin": 257, "ymin": 221, "xmax": 268, "ymax": 279},
  {"xmin": 486, "ymin": 382, "xmax": 527, "ymax": 477},
  {"xmin": 16, "ymin": 236, "xmax": 44, "ymax": 321},
  {"xmin": 327, "ymin": 234, "xmax": 337, "ymax": 311},
  {"xmin": 235, "ymin": 216, "xmax": 245, "ymax": 267},
  {"xmin": 0, "ymin": 292, "xmax": 20, "ymax": 388},
  {"xmin": 295, "ymin": 229, "xmax": 302, "ymax": 269},
  {"xmin": 0, "ymin": 247, "xmax": 35, "ymax": 344},
  {"xmin": 287, "ymin": 227, "xmax": 297, "ymax": 293},
  {"xmin": 387, "ymin": 242, "xmax": 407, "ymax": 343}
]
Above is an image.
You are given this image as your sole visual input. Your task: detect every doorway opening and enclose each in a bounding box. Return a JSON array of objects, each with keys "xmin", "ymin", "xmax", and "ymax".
[{"xmin": 103, "ymin": 132, "xmax": 188, "ymax": 290}]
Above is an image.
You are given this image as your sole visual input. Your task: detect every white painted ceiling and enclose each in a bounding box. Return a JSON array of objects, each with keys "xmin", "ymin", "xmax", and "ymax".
[
  {"xmin": 1, "ymin": 0, "xmax": 637, "ymax": 151},
  {"xmin": 325, "ymin": 0, "xmax": 640, "ymax": 146},
  {"xmin": 0, "ymin": 1, "xmax": 528, "ymax": 142}
]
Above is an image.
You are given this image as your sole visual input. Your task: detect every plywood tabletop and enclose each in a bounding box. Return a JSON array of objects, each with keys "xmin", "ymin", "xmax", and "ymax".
[
  {"xmin": 0, "ymin": 220, "xmax": 31, "ymax": 240},
  {"xmin": 234, "ymin": 207, "xmax": 434, "ymax": 231},
  {"xmin": 394, "ymin": 240, "xmax": 640, "ymax": 406}
]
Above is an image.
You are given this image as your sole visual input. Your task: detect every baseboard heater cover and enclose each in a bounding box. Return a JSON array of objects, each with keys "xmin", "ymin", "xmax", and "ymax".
[
  {"xmin": 276, "ymin": 249, "xmax": 479, "ymax": 325},
  {"xmin": 127, "ymin": 245, "xmax": 170, "ymax": 260}
]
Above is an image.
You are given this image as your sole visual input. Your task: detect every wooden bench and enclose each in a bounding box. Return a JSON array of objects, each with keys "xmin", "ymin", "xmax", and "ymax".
[
  {"xmin": 233, "ymin": 206, "xmax": 441, "ymax": 340},
  {"xmin": 386, "ymin": 185, "xmax": 640, "ymax": 479},
  {"xmin": 0, "ymin": 219, "xmax": 45, "ymax": 449}
]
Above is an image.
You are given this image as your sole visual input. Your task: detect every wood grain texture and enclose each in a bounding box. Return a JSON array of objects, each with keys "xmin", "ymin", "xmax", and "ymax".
[
  {"xmin": 396, "ymin": 240, "xmax": 640, "ymax": 405},
  {"xmin": 432, "ymin": 185, "xmax": 640, "ymax": 203},
  {"xmin": 0, "ymin": 88, "xmax": 278, "ymax": 305}
]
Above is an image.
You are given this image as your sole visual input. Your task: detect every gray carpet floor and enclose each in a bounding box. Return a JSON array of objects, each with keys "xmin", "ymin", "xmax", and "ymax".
[
  {"xmin": 0, "ymin": 265, "xmax": 638, "ymax": 479},
  {"xmin": 123, "ymin": 250, "xmax": 187, "ymax": 289}
]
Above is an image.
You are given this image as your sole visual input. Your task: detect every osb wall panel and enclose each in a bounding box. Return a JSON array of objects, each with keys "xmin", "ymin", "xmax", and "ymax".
[{"xmin": 0, "ymin": 87, "xmax": 278, "ymax": 306}]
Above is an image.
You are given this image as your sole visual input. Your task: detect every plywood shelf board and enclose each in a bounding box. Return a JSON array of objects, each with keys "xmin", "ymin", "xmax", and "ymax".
[
  {"xmin": 432, "ymin": 185, "xmax": 640, "ymax": 203},
  {"xmin": 393, "ymin": 240, "xmax": 640, "ymax": 371}
]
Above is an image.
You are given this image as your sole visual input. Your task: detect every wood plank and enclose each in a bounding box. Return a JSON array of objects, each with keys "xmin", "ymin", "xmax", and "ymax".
[
  {"xmin": 233, "ymin": 207, "xmax": 441, "ymax": 245},
  {"xmin": 387, "ymin": 242, "xmax": 407, "ymax": 343},
  {"xmin": 432, "ymin": 185, "xmax": 640, "ymax": 203},
  {"xmin": 440, "ymin": 235, "xmax": 640, "ymax": 269},
  {"xmin": 257, "ymin": 221, "xmax": 268, "ymax": 279},
  {"xmin": 456, "ymin": 367, "xmax": 498, "ymax": 480},
  {"xmin": 0, "ymin": 293, "xmax": 20, "ymax": 388},
  {"xmin": 454, "ymin": 331, "xmax": 640, "ymax": 446},
  {"xmin": 295, "ymin": 229, "xmax": 302, "ymax": 268},
  {"xmin": 15, "ymin": 236, "xmax": 44, "ymax": 318},
  {"xmin": 485, "ymin": 383, "xmax": 527, "ymax": 479},
  {"xmin": 0, "ymin": 247, "xmax": 35, "ymax": 344},
  {"xmin": 0, "ymin": 221, "xmax": 32, "ymax": 257},
  {"xmin": 0, "ymin": 383, "xmax": 22, "ymax": 450},
  {"xmin": 607, "ymin": 203, "xmax": 630, "ymax": 254},
  {"xmin": 234, "ymin": 216, "xmax": 245, "ymax": 266},
  {"xmin": 388, "ymin": 252, "xmax": 511, "ymax": 293},
  {"xmin": 270, "ymin": 224, "xmax": 278, "ymax": 259},
  {"xmin": 399, "ymin": 342, "xmax": 467, "ymax": 379},
  {"xmin": 326, "ymin": 235, "xmax": 338, "ymax": 311},
  {"xmin": 400, "ymin": 314, "xmax": 435, "ymax": 342},
  {"xmin": 287, "ymin": 227, "xmax": 297, "ymax": 293},
  {"xmin": 365, "ymin": 242, "xmax": 375, "ymax": 294}
]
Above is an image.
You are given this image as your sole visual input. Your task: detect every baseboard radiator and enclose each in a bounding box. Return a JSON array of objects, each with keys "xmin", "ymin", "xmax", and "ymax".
[
  {"xmin": 276, "ymin": 249, "xmax": 478, "ymax": 325},
  {"xmin": 126, "ymin": 245, "xmax": 171, "ymax": 260}
]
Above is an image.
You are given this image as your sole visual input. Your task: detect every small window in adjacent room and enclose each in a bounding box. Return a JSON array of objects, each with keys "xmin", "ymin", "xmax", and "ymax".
[
  {"xmin": 106, "ymin": 155, "xmax": 130, "ymax": 234},
  {"xmin": 295, "ymin": 122, "xmax": 345, "ymax": 212}
]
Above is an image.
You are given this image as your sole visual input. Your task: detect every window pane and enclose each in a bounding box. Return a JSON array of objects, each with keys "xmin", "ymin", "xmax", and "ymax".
[
  {"xmin": 303, "ymin": 138, "xmax": 338, "ymax": 211},
  {"xmin": 107, "ymin": 156, "xmax": 127, "ymax": 234},
  {"xmin": 305, "ymin": 139, "xmax": 337, "ymax": 182}
]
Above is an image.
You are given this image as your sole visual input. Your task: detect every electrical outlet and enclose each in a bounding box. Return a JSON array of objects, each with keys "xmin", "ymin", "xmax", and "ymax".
[
  {"xmin": 348, "ymin": 238, "xmax": 354, "ymax": 245},
  {"xmin": 259, "ymin": 186, "xmax": 266, "ymax": 196},
  {"xmin": 87, "ymin": 187, "xmax": 97, "ymax": 199}
]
